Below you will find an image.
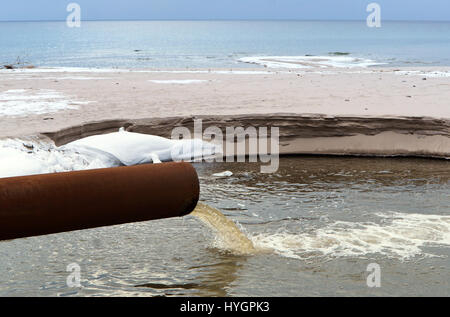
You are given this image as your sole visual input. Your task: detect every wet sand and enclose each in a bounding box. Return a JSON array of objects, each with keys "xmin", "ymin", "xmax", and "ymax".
[{"xmin": 0, "ymin": 67, "xmax": 449, "ymax": 157}]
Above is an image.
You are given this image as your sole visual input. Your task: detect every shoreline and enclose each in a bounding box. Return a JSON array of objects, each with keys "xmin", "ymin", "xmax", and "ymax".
[{"xmin": 1, "ymin": 67, "xmax": 449, "ymax": 159}]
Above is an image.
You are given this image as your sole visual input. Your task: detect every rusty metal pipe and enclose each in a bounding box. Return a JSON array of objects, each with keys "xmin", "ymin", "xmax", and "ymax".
[{"xmin": 0, "ymin": 162, "xmax": 199, "ymax": 241}]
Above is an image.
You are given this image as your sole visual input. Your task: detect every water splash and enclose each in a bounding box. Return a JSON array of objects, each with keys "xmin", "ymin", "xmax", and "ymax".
[
  {"xmin": 192, "ymin": 203, "xmax": 450, "ymax": 261},
  {"xmin": 252, "ymin": 212, "xmax": 450, "ymax": 260},
  {"xmin": 191, "ymin": 202, "xmax": 259, "ymax": 255}
]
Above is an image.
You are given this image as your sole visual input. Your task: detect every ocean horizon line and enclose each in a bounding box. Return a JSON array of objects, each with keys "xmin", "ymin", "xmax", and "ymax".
[{"xmin": 1, "ymin": 18, "xmax": 450, "ymax": 23}]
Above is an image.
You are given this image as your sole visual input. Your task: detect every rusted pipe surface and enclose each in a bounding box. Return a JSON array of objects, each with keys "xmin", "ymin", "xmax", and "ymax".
[{"xmin": 0, "ymin": 162, "xmax": 199, "ymax": 240}]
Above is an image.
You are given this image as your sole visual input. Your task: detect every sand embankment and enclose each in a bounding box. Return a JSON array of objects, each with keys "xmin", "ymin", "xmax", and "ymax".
[
  {"xmin": 0, "ymin": 67, "xmax": 449, "ymax": 158},
  {"xmin": 41, "ymin": 114, "xmax": 450, "ymax": 158}
]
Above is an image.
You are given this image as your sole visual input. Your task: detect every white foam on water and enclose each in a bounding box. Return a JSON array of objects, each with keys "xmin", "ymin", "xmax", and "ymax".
[
  {"xmin": 0, "ymin": 89, "xmax": 90, "ymax": 117},
  {"xmin": 239, "ymin": 55, "xmax": 385, "ymax": 69},
  {"xmin": 251, "ymin": 212, "xmax": 450, "ymax": 261},
  {"xmin": 212, "ymin": 171, "xmax": 233, "ymax": 177},
  {"xmin": 149, "ymin": 79, "xmax": 208, "ymax": 84},
  {"xmin": 190, "ymin": 204, "xmax": 449, "ymax": 261}
]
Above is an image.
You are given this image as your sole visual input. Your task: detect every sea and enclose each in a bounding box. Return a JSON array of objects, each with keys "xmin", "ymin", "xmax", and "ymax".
[{"xmin": 1, "ymin": 20, "xmax": 450, "ymax": 69}]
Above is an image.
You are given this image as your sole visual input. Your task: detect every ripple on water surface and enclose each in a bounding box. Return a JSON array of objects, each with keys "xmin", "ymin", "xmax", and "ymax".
[{"xmin": 0, "ymin": 156, "xmax": 449, "ymax": 296}]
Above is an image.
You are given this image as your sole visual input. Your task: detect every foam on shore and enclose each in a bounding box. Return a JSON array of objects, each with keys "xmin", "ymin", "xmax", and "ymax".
[
  {"xmin": 239, "ymin": 55, "xmax": 385, "ymax": 68},
  {"xmin": 394, "ymin": 70, "xmax": 450, "ymax": 78},
  {"xmin": 0, "ymin": 67, "xmax": 274, "ymax": 75},
  {"xmin": 0, "ymin": 89, "xmax": 90, "ymax": 117}
]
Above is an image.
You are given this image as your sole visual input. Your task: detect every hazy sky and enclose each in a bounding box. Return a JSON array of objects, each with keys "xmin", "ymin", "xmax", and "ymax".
[{"xmin": 1, "ymin": 0, "xmax": 449, "ymax": 22}]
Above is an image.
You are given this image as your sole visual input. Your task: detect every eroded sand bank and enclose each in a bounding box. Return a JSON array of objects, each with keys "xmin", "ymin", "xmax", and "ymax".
[{"xmin": 1, "ymin": 67, "xmax": 449, "ymax": 158}]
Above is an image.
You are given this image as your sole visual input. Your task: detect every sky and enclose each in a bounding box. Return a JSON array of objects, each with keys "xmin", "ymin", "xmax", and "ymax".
[{"xmin": 0, "ymin": 0, "xmax": 449, "ymax": 22}]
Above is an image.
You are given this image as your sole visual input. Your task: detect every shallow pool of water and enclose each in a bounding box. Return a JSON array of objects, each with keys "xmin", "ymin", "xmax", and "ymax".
[{"xmin": 0, "ymin": 156, "xmax": 449, "ymax": 296}]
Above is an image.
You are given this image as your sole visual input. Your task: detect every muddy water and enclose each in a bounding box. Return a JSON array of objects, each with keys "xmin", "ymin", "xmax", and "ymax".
[
  {"xmin": 191, "ymin": 202, "xmax": 258, "ymax": 255},
  {"xmin": 0, "ymin": 156, "xmax": 449, "ymax": 296}
]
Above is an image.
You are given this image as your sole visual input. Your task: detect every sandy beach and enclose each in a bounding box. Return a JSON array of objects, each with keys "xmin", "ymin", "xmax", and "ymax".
[{"xmin": 1, "ymin": 66, "xmax": 449, "ymax": 158}]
